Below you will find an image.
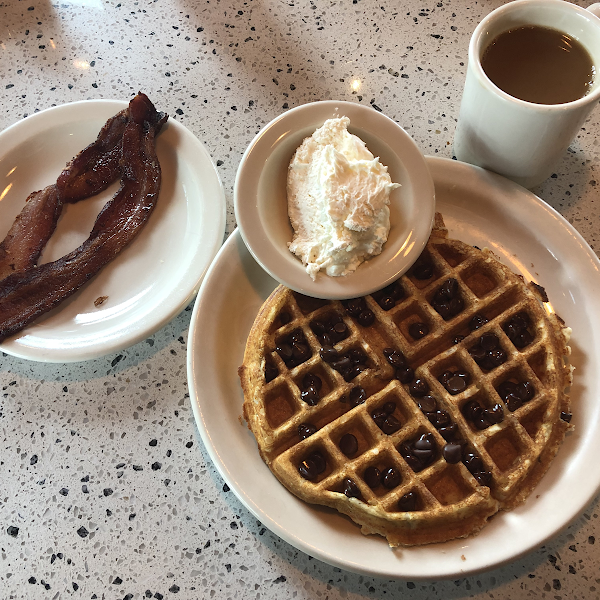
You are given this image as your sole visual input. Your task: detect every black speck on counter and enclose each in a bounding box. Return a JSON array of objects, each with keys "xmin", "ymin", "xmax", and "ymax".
[
  {"xmin": 7, "ymin": 526, "xmax": 19, "ymax": 537},
  {"xmin": 76, "ymin": 526, "xmax": 88, "ymax": 538}
]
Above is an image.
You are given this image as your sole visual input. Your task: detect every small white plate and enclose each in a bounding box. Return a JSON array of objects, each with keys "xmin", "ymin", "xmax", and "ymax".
[
  {"xmin": 0, "ymin": 99, "xmax": 225, "ymax": 362},
  {"xmin": 188, "ymin": 156, "xmax": 600, "ymax": 579},
  {"xmin": 234, "ymin": 101, "xmax": 435, "ymax": 300}
]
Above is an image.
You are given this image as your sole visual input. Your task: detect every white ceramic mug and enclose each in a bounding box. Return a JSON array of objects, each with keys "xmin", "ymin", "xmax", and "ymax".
[{"xmin": 453, "ymin": 0, "xmax": 600, "ymax": 189}]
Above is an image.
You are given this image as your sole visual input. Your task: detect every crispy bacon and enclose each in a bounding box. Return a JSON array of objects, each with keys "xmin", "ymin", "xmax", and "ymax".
[
  {"xmin": 0, "ymin": 93, "xmax": 165, "ymax": 283},
  {"xmin": 57, "ymin": 93, "xmax": 165, "ymax": 203},
  {"xmin": 0, "ymin": 185, "xmax": 63, "ymax": 282},
  {"xmin": 0, "ymin": 95, "xmax": 168, "ymax": 343}
]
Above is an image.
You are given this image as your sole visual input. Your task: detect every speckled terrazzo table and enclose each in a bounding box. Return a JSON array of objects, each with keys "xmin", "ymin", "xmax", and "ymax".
[{"xmin": 1, "ymin": 1, "xmax": 599, "ymax": 598}]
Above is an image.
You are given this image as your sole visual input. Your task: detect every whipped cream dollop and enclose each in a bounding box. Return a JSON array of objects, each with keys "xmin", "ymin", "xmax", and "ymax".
[{"xmin": 287, "ymin": 117, "xmax": 400, "ymax": 280}]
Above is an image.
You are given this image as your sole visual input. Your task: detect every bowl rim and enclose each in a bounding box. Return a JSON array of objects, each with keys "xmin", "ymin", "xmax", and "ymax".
[{"xmin": 234, "ymin": 100, "xmax": 435, "ymax": 300}]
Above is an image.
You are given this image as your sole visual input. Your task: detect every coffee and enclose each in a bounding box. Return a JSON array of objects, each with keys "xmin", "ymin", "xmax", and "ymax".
[{"xmin": 481, "ymin": 25, "xmax": 595, "ymax": 104}]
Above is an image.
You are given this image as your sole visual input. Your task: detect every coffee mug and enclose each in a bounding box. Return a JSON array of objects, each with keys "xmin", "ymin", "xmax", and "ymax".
[{"xmin": 453, "ymin": 0, "xmax": 600, "ymax": 189}]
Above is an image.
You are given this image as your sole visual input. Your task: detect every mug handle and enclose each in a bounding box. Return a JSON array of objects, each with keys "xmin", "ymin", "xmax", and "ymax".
[{"xmin": 587, "ymin": 3, "xmax": 600, "ymax": 17}]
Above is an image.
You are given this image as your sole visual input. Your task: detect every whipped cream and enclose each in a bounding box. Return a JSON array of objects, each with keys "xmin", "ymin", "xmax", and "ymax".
[{"xmin": 287, "ymin": 117, "xmax": 400, "ymax": 280}]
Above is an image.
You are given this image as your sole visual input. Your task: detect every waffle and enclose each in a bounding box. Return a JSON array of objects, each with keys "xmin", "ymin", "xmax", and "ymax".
[{"xmin": 239, "ymin": 216, "xmax": 573, "ymax": 546}]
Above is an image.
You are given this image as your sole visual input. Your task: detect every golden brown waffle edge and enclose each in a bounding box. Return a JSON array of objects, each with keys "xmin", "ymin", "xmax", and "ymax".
[{"xmin": 239, "ymin": 215, "xmax": 573, "ymax": 546}]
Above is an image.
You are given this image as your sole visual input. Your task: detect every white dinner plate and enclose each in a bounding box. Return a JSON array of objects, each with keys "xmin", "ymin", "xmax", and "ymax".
[
  {"xmin": 0, "ymin": 99, "xmax": 225, "ymax": 362},
  {"xmin": 187, "ymin": 156, "xmax": 600, "ymax": 579}
]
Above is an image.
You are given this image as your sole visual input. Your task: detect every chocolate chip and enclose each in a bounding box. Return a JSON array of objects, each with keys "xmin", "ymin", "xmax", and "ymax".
[
  {"xmin": 462, "ymin": 399, "xmax": 482, "ymax": 421},
  {"xmin": 387, "ymin": 281, "xmax": 405, "ymax": 300},
  {"xmin": 409, "ymin": 378, "xmax": 429, "ymax": 397},
  {"xmin": 363, "ymin": 466, "xmax": 381, "ymax": 488},
  {"xmin": 302, "ymin": 373, "xmax": 322, "ymax": 391},
  {"xmin": 473, "ymin": 471, "xmax": 492, "ymax": 487},
  {"xmin": 497, "ymin": 380, "xmax": 518, "ymax": 400},
  {"xmin": 417, "ymin": 395, "xmax": 437, "ymax": 413},
  {"xmin": 384, "ymin": 348, "xmax": 406, "ymax": 368},
  {"xmin": 504, "ymin": 312, "xmax": 534, "ymax": 348},
  {"xmin": 484, "ymin": 403, "xmax": 504, "ymax": 424},
  {"xmin": 398, "ymin": 491, "xmax": 418, "ymax": 512},
  {"xmin": 343, "ymin": 364, "xmax": 364, "ymax": 381},
  {"xmin": 480, "ymin": 332, "xmax": 499, "ymax": 351},
  {"xmin": 440, "ymin": 278, "xmax": 459, "ymax": 298},
  {"xmin": 560, "ymin": 411, "xmax": 572, "ymax": 422},
  {"xmin": 403, "ymin": 453, "xmax": 423, "ymax": 472},
  {"xmin": 298, "ymin": 458, "xmax": 319, "ymax": 480},
  {"xmin": 469, "ymin": 333, "xmax": 506, "ymax": 370},
  {"xmin": 489, "ymin": 348, "xmax": 507, "ymax": 367},
  {"xmin": 443, "ymin": 442, "xmax": 462, "ymax": 463},
  {"xmin": 342, "ymin": 477, "xmax": 361, "ymax": 499},
  {"xmin": 298, "ymin": 423, "xmax": 317, "ymax": 440},
  {"xmin": 277, "ymin": 330, "xmax": 312, "ymax": 367},
  {"xmin": 290, "ymin": 329, "xmax": 304, "ymax": 343},
  {"xmin": 382, "ymin": 402, "xmax": 396, "ymax": 415},
  {"xmin": 412, "ymin": 256, "xmax": 434, "ymax": 280},
  {"xmin": 345, "ymin": 297, "xmax": 365, "ymax": 317},
  {"xmin": 438, "ymin": 423, "xmax": 458, "ymax": 441},
  {"xmin": 300, "ymin": 386, "xmax": 320, "ymax": 406},
  {"xmin": 470, "ymin": 314, "xmax": 489, "ymax": 331},
  {"xmin": 428, "ymin": 409, "xmax": 451, "ymax": 429},
  {"xmin": 348, "ymin": 348, "xmax": 367, "ymax": 364},
  {"xmin": 333, "ymin": 322, "xmax": 347, "ymax": 336},
  {"xmin": 505, "ymin": 393, "xmax": 522, "ymax": 412},
  {"xmin": 517, "ymin": 381, "xmax": 535, "ymax": 401},
  {"xmin": 462, "ymin": 399, "xmax": 497, "ymax": 429},
  {"xmin": 348, "ymin": 386, "xmax": 367, "ymax": 407},
  {"xmin": 463, "ymin": 451, "xmax": 484, "ymax": 474},
  {"xmin": 332, "ymin": 356, "xmax": 352, "ymax": 372},
  {"xmin": 276, "ymin": 343, "xmax": 293, "ymax": 361},
  {"xmin": 381, "ymin": 467, "xmax": 401, "ymax": 489},
  {"xmin": 408, "ymin": 322, "xmax": 429, "ymax": 339},
  {"xmin": 339, "ymin": 433, "xmax": 358, "ymax": 457},
  {"xmin": 414, "ymin": 433, "xmax": 435, "ymax": 452},
  {"xmin": 357, "ymin": 309, "xmax": 375, "ymax": 327},
  {"xmin": 396, "ymin": 366, "xmax": 415, "ymax": 383},
  {"xmin": 401, "ymin": 433, "xmax": 436, "ymax": 470},
  {"xmin": 310, "ymin": 452, "xmax": 326, "ymax": 474},
  {"xmin": 515, "ymin": 330, "xmax": 534, "ymax": 348},
  {"xmin": 312, "ymin": 314, "xmax": 349, "ymax": 344},
  {"xmin": 453, "ymin": 335, "xmax": 465, "ymax": 344},
  {"xmin": 439, "ymin": 369, "xmax": 470, "ymax": 395},
  {"xmin": 431, "ymin": 278, "xmax": 464, "ymax": 320},
  {"xmin": 378, "ymin": 295, "xmax": 395, "ymax": 311},
  {"xmin": 498, "ymin": 379, "xmax": 533, "ymax": 410},
  {"xmin": 310, "ymin": 319, "xmax": 325, "ymax": 334},
  {"xmin": 379, "ymin": 414, "xmax": 401, "ymax": 435}
]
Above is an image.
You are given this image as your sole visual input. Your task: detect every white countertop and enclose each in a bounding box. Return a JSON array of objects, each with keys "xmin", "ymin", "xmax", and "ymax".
[{"xmin": 1, "ymin": 0, "xmax": 599, "ymax": 598}]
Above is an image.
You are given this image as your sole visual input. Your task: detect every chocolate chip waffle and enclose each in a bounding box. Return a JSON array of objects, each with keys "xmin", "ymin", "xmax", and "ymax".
[{"xmin": 239, "ymin": 216, "xmax": 573, "ymax": 546}]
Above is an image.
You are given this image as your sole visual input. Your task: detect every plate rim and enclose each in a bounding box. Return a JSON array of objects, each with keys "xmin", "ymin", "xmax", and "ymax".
[
  {"xmin": 0, "ymin": 98, "xmax": 226, "ymax": 362},
  {"xmin": 188, "ymin": 155, "xmax": 600, "ymax": 578}
]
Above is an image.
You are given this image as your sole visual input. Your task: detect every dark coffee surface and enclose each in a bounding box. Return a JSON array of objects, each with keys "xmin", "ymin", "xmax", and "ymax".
[{"xmin": 481, "ymin": 25, "xmax": 595, "ymax": 104}]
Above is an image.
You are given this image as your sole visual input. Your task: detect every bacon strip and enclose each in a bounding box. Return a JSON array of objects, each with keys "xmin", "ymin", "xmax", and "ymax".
[
  {"xmin": 0, "ymin": 96, "xmax": 168, "ymax": 343},
  {"xmin": 0, "ymin": 93, "xmax": 164, "ymax": 283},
  {"xmin": 0, "ymin": 185, "xmax": 63, "ymax": 282},
  {"xmin": 57, "ymin": 93, "xmax": 164, "ymax": 203}
]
